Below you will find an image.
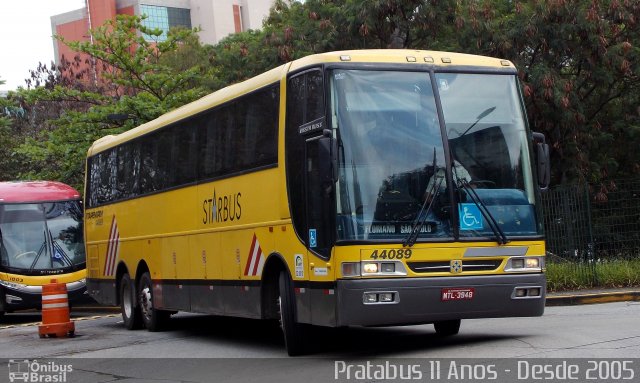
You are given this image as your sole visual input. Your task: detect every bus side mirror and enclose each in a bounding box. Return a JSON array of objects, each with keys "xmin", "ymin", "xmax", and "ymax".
[
  {"xmin": 318, "ymin": 129, "xmax": 337, "ymax": 187},
  {"xmin": 532, "ymin": 132, "xmax": 550, "ymax": 190}
]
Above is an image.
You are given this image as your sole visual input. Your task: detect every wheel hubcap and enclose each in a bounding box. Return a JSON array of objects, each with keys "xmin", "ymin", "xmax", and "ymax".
[
  {"xmin": 277, "ymin": 295, "xmax": 284, "ymax": 330},
  {"xmin": 123, "ymin": 283, "xmax": 132, "ymax": 317},
  {"xmin": 140, "ymin": 285, "xmax": 153, "ymax": 320}
]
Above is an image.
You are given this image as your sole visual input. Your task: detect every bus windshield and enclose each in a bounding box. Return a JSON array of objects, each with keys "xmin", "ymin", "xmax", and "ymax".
[
  {"xmin": 0, "ymin": 201, "xmax": 85, "ymax": 273},
  {"xmin": 331, "ymin": 69, "xmax": 541, "ymax": 242}
]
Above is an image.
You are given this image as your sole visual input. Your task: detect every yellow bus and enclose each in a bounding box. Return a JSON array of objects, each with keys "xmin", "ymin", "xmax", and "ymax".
[
  {"xmin": 1, "ymin": 181, "xmax": 86, "ymax": 320},
  {"xmin": 85, "ymin": 49, "xmax": 550, "ymax": 355}
]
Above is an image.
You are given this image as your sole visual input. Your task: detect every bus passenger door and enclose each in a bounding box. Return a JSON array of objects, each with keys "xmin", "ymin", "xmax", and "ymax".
[
  {"xmin": 304, "ymin": 135, "xmax": 337, "ymax": 326},
  {"xmin": 286, "ymin": 68, "xmax": 335, "ymax": 325},
  {"xmin": 305, "ymin": 136, "xmax": 333, "ymax": 258}
]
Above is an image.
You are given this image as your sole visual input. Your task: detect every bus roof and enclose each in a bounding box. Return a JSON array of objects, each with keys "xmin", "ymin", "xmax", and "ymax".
[
  {"xmin": 87, "ymin": 49, "xmax": 515, "ymax": 156},
  {"xmin": 287, "ymin": 49, "xmax": 514, "ymax": 72},
  {"xmin": 0, "ymin": 181, "xmax": 81, "ymax": 203}
]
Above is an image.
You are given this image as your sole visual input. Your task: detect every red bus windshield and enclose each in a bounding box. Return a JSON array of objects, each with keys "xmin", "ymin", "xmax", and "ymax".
[{"xmin": 0, "ymin": 201, "xmax": 85, "ymax": 275}]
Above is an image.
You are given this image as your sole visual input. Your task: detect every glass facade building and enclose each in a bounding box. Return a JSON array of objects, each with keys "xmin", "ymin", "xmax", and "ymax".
[{"xmin": 140, "ymin": 4, "xmax": 191, "ymax": 42}]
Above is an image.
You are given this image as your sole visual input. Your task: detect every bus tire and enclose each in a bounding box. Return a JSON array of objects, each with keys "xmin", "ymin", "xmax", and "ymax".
[
  {"xmin": 434, "ymin": 319, "xmax": 461, "ymax": 336},
  {"xmin": 120, "ymin": 273, "xmax": 142, "ymax": 330},
  {"xmin": 278, "ymin": 271, "xmax": 308, "ymax": 356},
  {"xmin": 138, "ymin": 272, "xmax": 170, "ymax": 332}
]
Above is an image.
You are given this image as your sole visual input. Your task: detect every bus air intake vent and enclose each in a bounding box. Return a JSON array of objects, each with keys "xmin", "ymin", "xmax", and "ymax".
[{"xmin": 407, "ymin": 260, "xmax": 502, "ymax": 273}]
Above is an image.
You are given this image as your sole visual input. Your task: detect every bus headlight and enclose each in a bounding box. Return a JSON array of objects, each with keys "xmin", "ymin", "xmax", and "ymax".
[
  {"xmin": 505, "ymin": 256, "xmax": 544, "ymax": 272},
  {"xmin": 342, "ymin": 262, "xmax": 361, "ymax": 277},
  {"xmin": 0, "ymin": 280, "xmax": 28, "ymax": 291},
  {"xmin": 380, "ymin": 262, "xmax": 395, "ymax": 273},
  {"xmin": 362, "ymin": 263, "xmax": 379, "ymax": 273},
  {"xmin": 341, "ymin": 261, "xmax": 407, "ymax": 277},
  {"xmin": 525, "ymin": 258, "xmax": 540, "ymax": 269}
]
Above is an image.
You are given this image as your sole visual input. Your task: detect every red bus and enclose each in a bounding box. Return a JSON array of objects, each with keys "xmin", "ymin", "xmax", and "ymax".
[{"xmin": 0, "ymin": 181, "xmax": 87, "ymax": 319}]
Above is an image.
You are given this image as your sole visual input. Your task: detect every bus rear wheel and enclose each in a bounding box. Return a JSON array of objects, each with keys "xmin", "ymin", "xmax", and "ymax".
[
  {"xmin": 278, "ymin": 271, "xmax": 308, "ymax": 356},
  {"xmin": 138, "ymin": 272, "xmax": 170, "ymax": 332},
  {"xmin": 120, "ymin": 273, "xmax": 142, "ymax": 330},
  {"xmin": 434, "ymin": 319, "xmax": 461, "ymax": 336}
]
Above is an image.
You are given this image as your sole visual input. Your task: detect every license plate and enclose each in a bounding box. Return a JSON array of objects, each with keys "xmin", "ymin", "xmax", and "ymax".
[{"xmin": 441, "ymin": 287, "xmax": 475, "ymax": 301}]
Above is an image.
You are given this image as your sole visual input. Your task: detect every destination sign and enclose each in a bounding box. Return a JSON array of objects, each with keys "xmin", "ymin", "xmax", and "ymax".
[{"xmin": 363, "ymin": 222, "xmax": 436, "ymax": 235}]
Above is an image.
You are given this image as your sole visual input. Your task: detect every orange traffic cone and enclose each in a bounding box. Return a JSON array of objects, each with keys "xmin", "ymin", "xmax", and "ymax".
[{"xmin": 38, "ymin": 279, "xmax": 75, "ymax": 338}]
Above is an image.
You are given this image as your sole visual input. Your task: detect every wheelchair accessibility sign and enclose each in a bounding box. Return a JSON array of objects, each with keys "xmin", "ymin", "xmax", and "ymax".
[{"xmin": 459, "ymin": 204, "xmax": 483, "ymax": 230}]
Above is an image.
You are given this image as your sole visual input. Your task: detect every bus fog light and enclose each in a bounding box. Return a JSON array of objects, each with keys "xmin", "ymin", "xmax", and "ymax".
[
  {"xmin": 528, "ymin": 288, "xmax": 541, "ymax": 297},
  {"xmin": 342, "ymin": 262, "xmax": 360, "ymax": 277},
  {"xmin": 512, "ymin": 259, "xmax": 525, "ymax": 269},
  {"xmin": 363, "ymin": 263, "xmax": 379, "ymax": 274},
  {"xmin": 364, "ymin": 293, "xmax": 378, "ymax": 303},
  {"xmin": 515, "ymin": 288, "xmax": 527, "ymax": 297},
  {"xmin": 381, "ymin": 263, "xmax": 395, "ymax": 273},
  {"xmin": 379, "ymin": 292, "xmax": 394, "ymax": 302}
]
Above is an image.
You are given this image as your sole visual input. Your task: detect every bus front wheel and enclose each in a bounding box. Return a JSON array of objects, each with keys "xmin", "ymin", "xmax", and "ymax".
[
  {"xmin": 434, "ymin": 319, "xmax": 461, "ymax": 336},
  {"xmin": 120, "ymin": 273, "xmax": 142, "ymax": 330},
  {"xmin": 278, "ymin": 271, "xmax": 308, "ymax": 356},
  {"xmin": 138, "ymin": 272, "xmax": 170, "ymax": 332}
]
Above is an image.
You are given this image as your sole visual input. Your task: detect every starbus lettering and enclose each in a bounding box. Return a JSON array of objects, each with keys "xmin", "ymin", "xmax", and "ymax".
[
  {"xmin": 85, "ymin": 210, "xmax": 103, "ymax": 220},
  {"xmin": 202, "ymin": 189, "xmax": 241, "ymax": 224}
]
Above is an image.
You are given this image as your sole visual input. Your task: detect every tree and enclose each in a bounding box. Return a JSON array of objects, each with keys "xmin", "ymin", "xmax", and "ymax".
[
  {"xmin": 12, "ymin": 15, "xmax": 215, "ymax": 189},
  {"xmin": 455, "ymin": 0, "xmax": 640, "ymax": 185},
  {"xmin": 0, "ymin": 76, "xmax": 18, "ymax": 180}
]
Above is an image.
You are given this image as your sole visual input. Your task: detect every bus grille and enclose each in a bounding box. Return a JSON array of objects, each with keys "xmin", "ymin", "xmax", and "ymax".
[{"xmin": 407, "ymin": 260, "xmax": 503, "ymax": 273}]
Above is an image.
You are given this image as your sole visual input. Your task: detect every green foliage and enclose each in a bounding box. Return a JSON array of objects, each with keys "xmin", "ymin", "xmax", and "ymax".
[
  {"xmin": 0, "ymin": 113, "xmax": 18, "ymax": 181},
  {"xmin": 6, "ymin": 15, "xmax": 215, "ymax": 189},
  {"xmin": 455, "ymin": 0, "xmax": 640, "ymax": 185},
  {"xmin": 0, "ymin": 76, "xmax": 25, "ymax": 181},
  {"xmin": 547, "ymin": 259, "xmax": 640, "ymax": 291}
]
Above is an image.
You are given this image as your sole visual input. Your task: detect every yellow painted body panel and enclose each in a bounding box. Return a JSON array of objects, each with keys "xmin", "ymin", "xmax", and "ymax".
[
  {"xmin": 0, "ymin": 269, "xmax": 86, "ymax": 286},
  {"xmin": 85, "ymin": 168, "xmax": 314, "ymax": 282}
]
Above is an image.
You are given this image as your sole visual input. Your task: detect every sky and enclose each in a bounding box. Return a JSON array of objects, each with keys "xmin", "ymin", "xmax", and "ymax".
[{"xmin": 0, "ymin": 0, "xmax": 86, "ymax": 91}]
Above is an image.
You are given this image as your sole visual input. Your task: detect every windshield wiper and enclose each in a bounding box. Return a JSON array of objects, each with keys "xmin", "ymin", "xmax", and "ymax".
[
  {"xmin": 459, "ymin": 106, "xmax": 496, "ymax": 138},
  {"xmin": 458, "ymin": 178, "xmax": 509, "ymax": 245},
  {"xmin": 28, "ymin": 239, "xmax": 47, "ymax": 272},
  {"xmin": 403, "ymin": 149, "xmax": 442, "ymax": 247}
]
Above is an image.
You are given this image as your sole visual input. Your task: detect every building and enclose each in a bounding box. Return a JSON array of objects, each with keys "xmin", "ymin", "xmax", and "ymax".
[{"xmin": 51, "ymin": 0, "xmax": 275, "ymax": 67}]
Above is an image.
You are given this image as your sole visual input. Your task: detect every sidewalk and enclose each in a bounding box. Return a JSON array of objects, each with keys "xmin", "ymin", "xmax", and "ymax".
[{"xmin": 546, "ymin": 287, "xmax": 640, "ymax": 306}]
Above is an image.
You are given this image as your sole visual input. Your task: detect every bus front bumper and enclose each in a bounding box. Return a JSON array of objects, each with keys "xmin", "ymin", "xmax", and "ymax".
[
  {"xmin": 1, "ymin": 280, "xmax": 87, "ymax": 311},
  {"xmin": 336, "ymin": 273, "xmax": 545, "ymax": 327}
]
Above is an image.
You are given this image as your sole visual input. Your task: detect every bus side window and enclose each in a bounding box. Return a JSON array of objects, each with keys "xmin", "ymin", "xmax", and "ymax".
[
  {"xmin": 97, "ymin": 149, "xmax": 117, "ymax": 204},
  {"xmin": 174, "ymin": 124, "xmax": 197, "ymax": 185},
  {"xmin": 117, "ymin": 143, "xmax": 140, "ymax": 199}
]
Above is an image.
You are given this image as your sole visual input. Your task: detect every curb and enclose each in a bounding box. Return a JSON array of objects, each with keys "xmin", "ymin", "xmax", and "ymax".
[{"xmin": 546, "ymin": 290, "xmax": 640, "ymax": 306}]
